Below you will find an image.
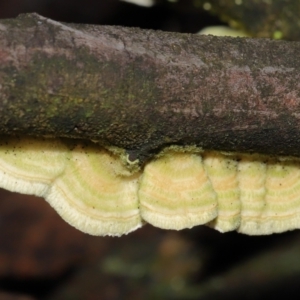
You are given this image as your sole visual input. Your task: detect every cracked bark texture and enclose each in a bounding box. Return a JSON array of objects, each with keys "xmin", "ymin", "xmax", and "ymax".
[{"xmin": 1, "ymin": 13, "xmax": 300, "ymax": 162}]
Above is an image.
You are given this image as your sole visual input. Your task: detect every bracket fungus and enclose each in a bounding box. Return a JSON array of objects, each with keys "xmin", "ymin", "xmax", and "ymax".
[
  {"xmin": 2, "ymin": 14, "xmax": 300, "ymax": 236},
  {"xmin": 1, "ymin": 136, "xmax": 300, "ymax": 236}
]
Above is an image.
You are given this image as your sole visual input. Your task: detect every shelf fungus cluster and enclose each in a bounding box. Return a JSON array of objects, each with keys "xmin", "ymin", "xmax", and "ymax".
[{"xmin": 1, "ymin": 136, "xmax": 300, "ymax": 236}]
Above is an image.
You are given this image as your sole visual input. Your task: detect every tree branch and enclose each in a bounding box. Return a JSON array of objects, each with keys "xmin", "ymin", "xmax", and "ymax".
[{"xmin": 1, "ymin": 13, "xmax": 300, "ymax": 162}]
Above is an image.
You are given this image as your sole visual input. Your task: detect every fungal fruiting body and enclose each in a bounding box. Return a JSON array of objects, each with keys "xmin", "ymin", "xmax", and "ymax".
[
  {"xmin": 0, "ymin": 136, "xmax": 300, "ymax": 236},
  {"xmin": 139, "ymin": 152, "xmax": 218, "ymax": 230},
  {"xmin": 0, "ymin": 137, "xmax": 142, "ymax": 236}
]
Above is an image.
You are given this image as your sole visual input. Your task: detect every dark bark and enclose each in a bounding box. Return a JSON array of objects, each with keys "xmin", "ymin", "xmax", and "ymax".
[{"xmin": 1, "ymin": 13, "xmax": 300, "ymax": 163}]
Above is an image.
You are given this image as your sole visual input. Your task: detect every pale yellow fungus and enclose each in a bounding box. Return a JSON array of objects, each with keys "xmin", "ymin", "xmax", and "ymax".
[
  {"xmin": 139, "ymin": 151, "xmax": 217, "ymax": 230},
  {"xmin": 0, "ymin": 137, "xmax": 69, "ymax": 196},
  {"xmin": 203, "ymin": 151, "xmax": 240, "ymax": 232},
  {"xmin": 0, "ymin": 137, "xmax": 142, "ymax": 236},
  {"xmin": 1, "ymin": 136, "xmax": 300, "ymax": 236},
  {"xmin": 198, "ymin": 26, "xmax": 249, "ymax": 37},
  {"xmin": 46, "ymin": 143, "xmax": 142, "ymax": 236},
  {"xmin": 236, "ymin": 154, "xmax": 267, "ymax": 234}
]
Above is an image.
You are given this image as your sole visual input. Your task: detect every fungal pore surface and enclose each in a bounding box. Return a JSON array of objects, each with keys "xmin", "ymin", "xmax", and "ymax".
[{"xmin": 1, "ymin": 136, "xmax": 300, "ymax": 236}]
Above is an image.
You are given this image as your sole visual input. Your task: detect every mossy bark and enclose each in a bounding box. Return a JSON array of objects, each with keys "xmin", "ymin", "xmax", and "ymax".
[{"xmin": 1, "ymin": 13, "xmax": 300, "ymax": 162}]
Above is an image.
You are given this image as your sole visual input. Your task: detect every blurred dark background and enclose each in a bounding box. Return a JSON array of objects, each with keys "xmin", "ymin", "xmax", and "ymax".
[
  {"xmin": 0, "ymin": 0, "xmax": 224, "ymax": 33},
  {"xmin": 0, "ymin": 1, "xmax": 300, "ymax": 299}
]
